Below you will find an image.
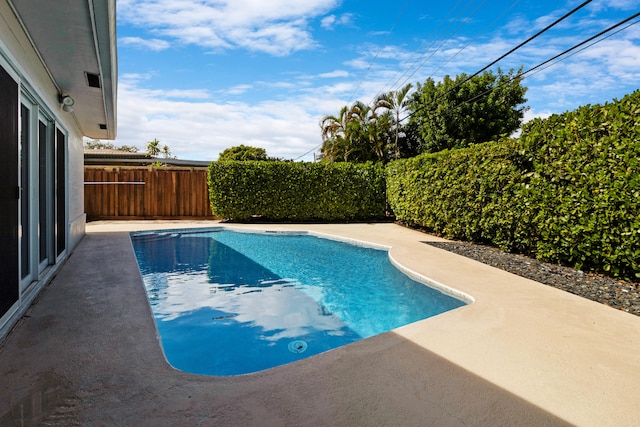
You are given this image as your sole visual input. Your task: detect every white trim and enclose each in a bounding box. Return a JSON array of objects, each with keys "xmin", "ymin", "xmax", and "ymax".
[
  {"xmin": 4, "ymin": 0, "xmax": 59, "ymax": 93},
  {"xmin": 0, "ymin": 44, "xmax": 19, "ymax": 83}
]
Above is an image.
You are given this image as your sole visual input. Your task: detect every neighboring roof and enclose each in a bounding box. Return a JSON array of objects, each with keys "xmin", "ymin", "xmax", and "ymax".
[
  {"xmin": 84, "ymin": 149, "xmax": 149, "ymax": 160},
  {"xmin": 9, "ymin": 0, "xmax": 117, "ymax": 139},
  {"xmin": 84, "ymin": 150, "xmax": 213, "ymax": 167}
]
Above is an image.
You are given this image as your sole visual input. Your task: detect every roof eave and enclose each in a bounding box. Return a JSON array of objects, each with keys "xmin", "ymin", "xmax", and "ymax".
[
  {"xmin": 8, "ymin": 0, "xmax": 118, "ymax": 140},
  {"xmin": 89, "ymin": 0, "xmax": 117, "ymax": 140}
]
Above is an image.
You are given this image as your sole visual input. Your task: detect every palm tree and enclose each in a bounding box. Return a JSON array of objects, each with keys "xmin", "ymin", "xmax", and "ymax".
[
  {"xmin": 161, "ymin": 145, "xmax": 172, "ymax": 159},
  {"xmin": 320, "ymin": 106, "xmax": 350, "ymax": 162},
  {"xmin": 321, "ymin": 100, "xmax": 397, "ymax": 163},
  {"xmin": 321, "ymin": 103, "xmax": 371, "ymax": 162},
  {"xmin": 373, "ymin": 83, "xmax": 413, "ymax": 159},
  {"xmin": 146, "ymin": 138, "xmax": 161, "ymax": 158}
]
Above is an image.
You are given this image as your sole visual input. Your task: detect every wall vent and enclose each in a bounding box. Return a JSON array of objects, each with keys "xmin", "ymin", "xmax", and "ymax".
[{"xmin": 85, "ymin": 72, "xmax": 101, "ymax": 88}]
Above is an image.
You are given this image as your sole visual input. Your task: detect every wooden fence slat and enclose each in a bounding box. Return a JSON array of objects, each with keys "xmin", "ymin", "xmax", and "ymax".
[{"xmin": 84, "ymin": 166, "xmax": 216, "ymax": 220}]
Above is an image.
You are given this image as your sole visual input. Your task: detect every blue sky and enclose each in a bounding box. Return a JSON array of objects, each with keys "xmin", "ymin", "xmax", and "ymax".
[{"xmin": 114, "ymin": 0, "xmax": 640, "ymax": 161}]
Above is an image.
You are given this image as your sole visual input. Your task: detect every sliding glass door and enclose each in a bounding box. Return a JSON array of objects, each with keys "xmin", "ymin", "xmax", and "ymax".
[
  {"xmin": 19, "ymin": 93, "xmax": 66, "ymax": 291},
  {"xmin": 0, "ymin": 64, "xmax": 19, "ymax": 318},
  {"xmin": 0, "ymin": 66, "xmax": 67, "ymax": 317}
]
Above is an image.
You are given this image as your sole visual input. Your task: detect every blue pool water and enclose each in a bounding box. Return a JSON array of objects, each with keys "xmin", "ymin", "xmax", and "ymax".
[{"xmin": 131, "ymin": 228, "xmax": 466, "ymax": 376}]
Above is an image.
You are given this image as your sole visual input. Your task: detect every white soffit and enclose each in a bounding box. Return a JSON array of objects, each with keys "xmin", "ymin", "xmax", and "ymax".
[{"xmin": 9, "ymin": 0, "xmax": 117, "ymax": 139}]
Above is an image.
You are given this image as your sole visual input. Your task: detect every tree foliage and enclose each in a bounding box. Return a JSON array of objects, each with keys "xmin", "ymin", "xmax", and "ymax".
[
  {"xmin": 146, "ymin": 138, "xmax": 161, "ymax": 157},
  {"xmin": 146, "ymin": 138, "xmax": 175, "ymax": 165},
  {"xmin": 84, "ymin": 139, "xmax": 139, "ymax": 152},
  {"xmin": 161, "ymin": 145, "xmax": 173, "ymax": 159},
  {"xmin": 318, "ymin": 68, "xmax": 527, "ymax": 162},
  {"xmin": 408, "ymin": 68, "xmax": 528, "ymax": 153},
  {"xmin": 373, "ymin": 83, "xmax": 414, "ymax": 160},
  {"xmin": 319, "ymin": 88, "xmax": 416, "ymax": 164},
  {"xmin": 219, "ymin": 144, "xmax": 268, "ymax": 161}
]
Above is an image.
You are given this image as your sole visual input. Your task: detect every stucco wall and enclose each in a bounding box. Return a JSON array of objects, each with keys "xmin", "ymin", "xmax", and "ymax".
[
  {"xmin": 0, "ymin": 0, "xmax": 86, "ymax": 252},
  {"xmin": 68, "ymin": 129, "xmax": 86, "ymax": 249},
  {"xmin": 0, "ymin": 0, "xmax": 87, "ymax": 339}
]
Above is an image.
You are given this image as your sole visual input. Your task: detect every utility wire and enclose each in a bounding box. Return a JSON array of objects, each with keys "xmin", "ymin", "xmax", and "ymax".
[
  {"xmin": 390, "ymin": 0, "xmax": 489, "ymax": 95},
  {"xmin": 297, "ymin": 0, "xmax": 413, "ymax": 160},
  {"xmin": 424, "ymin": 0, "xmax": 522, "ymax": 85},
  {"xmin": 452, "ymin": 0, "xmax": 593, "ymax": 89},
  {"xmin": 400, "ymin": 0, "xmax": 594, "ymax": 123},
  {"xmin": 524, "ymin": 16, "xmax": 640, "ymax": 80},
  {"xmin": 293, "ymin": 144, "xmax": 321, "ymax": 161},
  {"xmin": 375, "ymin": 0, "xmax": 472, "ymax": 98},
  {"xmin": 401, "ymin": 10, "xmax": 640, "ymax": 122},
  {"xmin": 346, "ymin": 0, "xmax": 411, "ymax": 104},
  {"xmin": 514, "ymin": 11, "xmax": 640, "ymax": 84},
  {"xmin": 294, "ymin": 0, "xmax": 603, "ymax": 161}
]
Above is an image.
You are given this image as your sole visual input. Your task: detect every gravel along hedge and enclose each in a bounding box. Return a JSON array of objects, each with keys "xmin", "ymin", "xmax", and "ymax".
[
  {"xmin": 387, "ymin": 89, "xmax": 640, "ymax": 281},
  {"xmin": 208, "ymin": 161, "xmax": 387, "ymax": 222}
]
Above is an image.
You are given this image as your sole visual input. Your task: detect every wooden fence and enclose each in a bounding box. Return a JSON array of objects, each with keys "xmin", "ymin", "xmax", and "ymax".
[{"xmin": 84, "ymin": 166, "xmax": 216, "ymax": 220}]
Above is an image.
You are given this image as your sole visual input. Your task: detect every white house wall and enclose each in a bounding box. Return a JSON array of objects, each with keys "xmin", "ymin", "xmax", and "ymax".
[
  {"xmin": 68, "ymin": 131, "xmax": 86, "ymax": 249},
  {"xmin": 0, "ymin": 0, "xmax": 86, "ymax": 338}
]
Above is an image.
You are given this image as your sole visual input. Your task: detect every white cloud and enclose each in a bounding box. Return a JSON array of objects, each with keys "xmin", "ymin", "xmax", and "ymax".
[
  {"xmin": 318, "ymin": 70, "xmax": 349, "ymax": 78},
  {"xmin": 119, "ymin": 36, "xmax": 171, "ymax": 51},
  {"xmin": 113, "ymin": 5, "xmax": 640, "ymax": 162},
  {"xmin": 120, "ymin": 72, "xmax": 154, "ymax": 82},
  {"xmin": 523, "ymin": 108, "xmax": 553, "ymax": 123},
  {"xmin": 343, "ymin": 57, "xmax": 369, "ymax": 70},
  {"xmin": 258, "ymin": 80, "xmax": 298, "ymax": 90},
  {"xmin": 223, "ymin": 84, "xmax": 254, "ymax": 95},
  {"xmin": 118, "ymin": 0, "xmax": 340, "ymax": 56},
  {"xmin": 119, "ymin": 75, "xmax": 211, "ymax": 99},
  {"xmin": 321, "ymin": 13, "xmax": 353, "ymax": 30},
  {"xmin": 115, "ymin": 77, "xmax": 325, "ymax": 161},
  {"xmin": 587, "ymin": 0, "xmax": 640, "ymax": 13},
  {"xmin": 321, "ymin": 15, "xmax": 337, "ymax": 29}
]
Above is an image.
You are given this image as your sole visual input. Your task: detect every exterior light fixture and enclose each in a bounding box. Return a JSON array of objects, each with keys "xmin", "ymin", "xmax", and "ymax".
[{"xmin": 58, "ymin": 94, "xmax": 75, "ymax": 112}]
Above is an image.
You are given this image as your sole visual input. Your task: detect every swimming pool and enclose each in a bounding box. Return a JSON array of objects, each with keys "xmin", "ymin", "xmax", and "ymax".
[{"xmin": 131, "ymin": 228, "xmax": 467, "ymax": 375}]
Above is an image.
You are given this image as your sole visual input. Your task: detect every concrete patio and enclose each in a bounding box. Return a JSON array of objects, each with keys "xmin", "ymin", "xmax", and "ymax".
[{"xmin": 1, "ymin": 221, "xmax": 638, "ymax": 426}]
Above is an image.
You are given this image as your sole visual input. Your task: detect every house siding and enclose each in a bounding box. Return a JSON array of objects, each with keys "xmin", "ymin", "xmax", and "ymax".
[{"xmin": 0, "ymin": 1, "xmax": 90, "ymax": 340}]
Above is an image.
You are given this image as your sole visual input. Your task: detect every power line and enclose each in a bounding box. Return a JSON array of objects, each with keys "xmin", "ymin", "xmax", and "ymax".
[
  {"xmin": 299, "ymin": 0, "xmax": 485, "ymax": 161},
  {"xmin": 400, "ymin": 0, "xmax": 594, "ymax": 122},
  {"xmin": 293, "ymin": 0, "xmax": 611, "ymax": 161},
  {"xmin": 374, "ymin": 0, "xmax": 474, "ymax": 99},
  {"xmin": 346, "ymin": 0, "xmax": 411, "ymax": 105},
  {"xmin": 401, "ymin": 10, "xmax": 640, "ymax": 122},
  {"xmin": 445, "ymin": 0, "xmax": 593, "ymax": 99},
  {"xmin": 515, "ymin": 11, "xmax": 640, "ymax": 83},
  {"xmin": 423, "ymin": 0, "xmax": 522, "ymax": 86},
  {"xmin": 524, "ymin": 16, "xmax": 640, "ymax": 80},
  {"xmin": 389, "ymin": 0, "xmax": 489, "ymax": 95},
  {"xmin": 296, "ymin": 0, "xmax": 414, "ymax": 160},
  {"xmin": 293, "ymin": 144, "xmax": 320, "ymax": 161}
]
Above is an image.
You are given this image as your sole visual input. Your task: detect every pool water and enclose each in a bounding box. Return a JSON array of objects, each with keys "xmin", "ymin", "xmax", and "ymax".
[{"xmin": 131, "ymin": 228, "xmax": 466, "ymax": 376}]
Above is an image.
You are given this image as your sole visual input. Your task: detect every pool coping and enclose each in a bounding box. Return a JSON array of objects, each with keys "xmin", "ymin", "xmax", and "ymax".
[{"xmin": 1, "ymin": 220, "xmax": 639, "ymax": 426}]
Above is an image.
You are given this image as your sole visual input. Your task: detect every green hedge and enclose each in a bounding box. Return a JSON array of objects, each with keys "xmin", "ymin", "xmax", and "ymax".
[
  {"xmin": 386, "ymin": 138, "xmax": 530, "ymax": 249},
  {"xmin": 387, "ymin": 90, "xmax": 640, "ymax": 280},
  {"xmin": 208, "ymin": 161, "xmax": 387, "ymax": 221}
]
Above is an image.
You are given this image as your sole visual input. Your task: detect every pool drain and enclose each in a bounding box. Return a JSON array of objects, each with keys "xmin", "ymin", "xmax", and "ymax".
[{"xmin": 288, "ymin": 340, "xmax": 308, "ymax": 353}]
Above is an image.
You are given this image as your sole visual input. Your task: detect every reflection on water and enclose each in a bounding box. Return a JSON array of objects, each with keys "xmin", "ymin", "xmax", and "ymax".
[{"xmin": 131, "ymin": 230, "xmax": 465, "ymax": 375}]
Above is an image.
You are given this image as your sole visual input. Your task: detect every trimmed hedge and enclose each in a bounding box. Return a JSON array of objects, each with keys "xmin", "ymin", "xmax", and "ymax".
[
  {"xmin": 386, "ymin": 138, "xmax": 530, "ymax": 249},
  {"xmin": 208, "ymin": 161, "xmax": 387, "ymax": 221},
  {"xmin": 387, "ymin": 90, "xmax": 640, "ymax": 280}
]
